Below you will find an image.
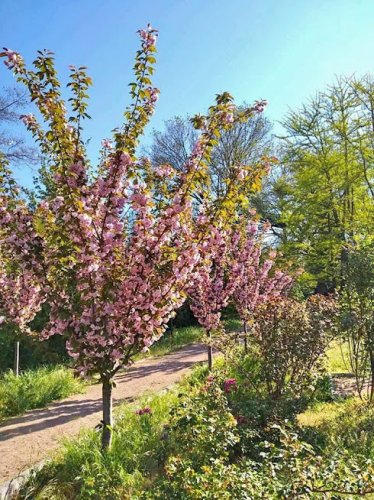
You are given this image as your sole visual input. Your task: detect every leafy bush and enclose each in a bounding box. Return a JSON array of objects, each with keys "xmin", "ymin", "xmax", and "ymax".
[
  {"xmin": 0, "ymin": 365, "xmax": 84, "ymax": 419},
  {"xmin": 251, "ymin": 295, "xmax": 337, "ymax": 401}
]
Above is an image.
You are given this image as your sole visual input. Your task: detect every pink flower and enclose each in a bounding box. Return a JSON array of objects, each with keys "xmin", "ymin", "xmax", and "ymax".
[
  {"xmin": 137, "ymin": 24, "xmax": 158, "ymax": 47},
  {"xmin": 20, "ymin": 114, "xmax": 36, "ymax": 127},
  {"xmin": 253, "ymin": 99, "xmax": 268, "ymax": 113},
  {"xmin": 223, "ymin": 378, "xmax": 237, "ymax": 393},
  {"xmin": 2, "ymin": 48, "xmax": 21, "ymax": 69},
  {"xmin": 135, "ymin": 406, "xmax": 152, "ymax": 415},
  {"xmin": 101, "ymin": 139, "xmax": 113, "ymax": 149}
]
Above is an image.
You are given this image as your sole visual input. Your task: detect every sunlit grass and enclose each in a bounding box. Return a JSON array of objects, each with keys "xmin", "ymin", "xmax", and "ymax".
[
  {"xmin": 0, "ymin": 365, "xmax": 85, "ymax": 421},
  {"xmin": 325, "ymin": 340, "xmax": 351, "ymax": 374},
  {"xmin": 136, "ymin": 324, "xmax": 203, "ymax": 360}
]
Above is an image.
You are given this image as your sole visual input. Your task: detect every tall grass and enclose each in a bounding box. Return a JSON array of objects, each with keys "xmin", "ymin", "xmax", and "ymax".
[
  {"xmin": 19, "ymin": 391, "xmax": 179, "ymax": 499},
  {"xmin": 0, "ymin": 365, "xmax": 85, "ymax": 420}
]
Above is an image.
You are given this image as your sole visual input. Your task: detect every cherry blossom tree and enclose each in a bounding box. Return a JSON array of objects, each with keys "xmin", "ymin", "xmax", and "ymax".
[
  {"xmin": 0, "ymin": 26, "xmax": 270, "ymax": 449},
  {"xmin": 0, "ymin": 159, "xmax": 46, "ymax": 374},
  {"xmin": 232, "ymin": 220, "xmax": 293, "ymax": 351},
  {"xmin": 187, "ymin": 225, "xmax": 243, "ymax": 369}
]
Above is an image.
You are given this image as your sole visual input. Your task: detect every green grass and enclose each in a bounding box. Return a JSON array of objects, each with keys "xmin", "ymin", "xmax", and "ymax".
[
  {"xmin": 325, "ymin": 340, "xmax": 351, "ymax": 374},
  {"xmin": 136, "ymin": 324, "xmax": 203, "ymax": 359},
  {"xmin": 0, "ymin": 365, "xmax": 85, "ymax": 421},
  {"xmin": 298, "ymin": 397, "xmax": 374, "ymax": 459},
  {"xmin": 18, "ymin": 377, "xmax": 203, "ymax": 499}
]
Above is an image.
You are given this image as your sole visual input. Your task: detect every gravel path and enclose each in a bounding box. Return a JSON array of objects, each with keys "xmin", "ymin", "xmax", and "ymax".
[{"xmin": 0, "ymin": 343, "xmax": 207, "ymax": 484}]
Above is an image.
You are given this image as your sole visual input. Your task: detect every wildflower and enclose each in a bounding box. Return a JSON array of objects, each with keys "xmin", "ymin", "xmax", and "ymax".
[
  {"xmin": 223, "ymin": 378, "xmax": 237, "ymax": 393},
  {"xmin": 135, "ymin": 406, "xmax": 152, "ymax": 416}
]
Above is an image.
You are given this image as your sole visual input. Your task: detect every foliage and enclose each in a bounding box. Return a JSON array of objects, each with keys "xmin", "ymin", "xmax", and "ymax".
[
  {"xmin": 339, "ymin": 244, "xmax": 374, "ymax": 400},
  {"xmin": 251, "ymin": 295, "xmax": 338, "ymax": 401},
  {"xmin": 0, "ymin": 324, "xmax": 69, "ymax": 373},
  {"xmin": 0, "ymin": 365, "xmax": 84, "ymax": 420},
  {"xmin": 274, "ymin": 75, "xmax": 374, "ymax": 292}
]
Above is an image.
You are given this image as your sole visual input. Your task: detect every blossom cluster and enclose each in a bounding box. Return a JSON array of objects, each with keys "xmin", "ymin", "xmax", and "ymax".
[{"xmin": 233, "ymin": 222, "xmax": 293, "ymax": 325}]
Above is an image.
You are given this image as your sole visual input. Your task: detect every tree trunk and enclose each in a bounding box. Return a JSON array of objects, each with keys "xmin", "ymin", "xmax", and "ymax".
[
  {"xmin": 101, "ymin": 377, "xmax": 113, "ymax": 451},
  {"xmin": 243, "ymin": 321, "xmax": 248, "ymax": 353},
  {"xmin": 370, "ymin": 350, "xmax": 374, "ymax": 404},
  {"xmin": 207, "ymin": 330, "xmax": 213, "ymax": 370},
  {"xmin": 14, "ymin": 341, "xmax": 20, "ymax": 377}
]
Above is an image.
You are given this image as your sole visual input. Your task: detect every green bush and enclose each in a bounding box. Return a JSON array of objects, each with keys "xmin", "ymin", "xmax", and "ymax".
[
  {"xmin": 0, "ymin": 365, "xmax": 84, "ymax": 420},
  {"xmin": 18, "ymin": 365, "xmax": 374, "ymax": 499}
]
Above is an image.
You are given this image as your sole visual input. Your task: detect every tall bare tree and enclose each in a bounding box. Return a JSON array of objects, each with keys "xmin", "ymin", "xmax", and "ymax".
[
  {"xmin": 146, "ymin": 105, "xmax": 272, "ymax": 198},
  {"xmin": 0, "ymin": 86, "xmax": 38, "ymax": 165}
]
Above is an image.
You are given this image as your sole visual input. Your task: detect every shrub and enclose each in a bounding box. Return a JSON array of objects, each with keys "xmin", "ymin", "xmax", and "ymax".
[{"xmin": 251, "ymin": 295, "xmax": 337, "ymax": 401}]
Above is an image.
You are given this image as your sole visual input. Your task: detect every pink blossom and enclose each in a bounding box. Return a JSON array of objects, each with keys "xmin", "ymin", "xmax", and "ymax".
[
  {"xmin": 101, "ymin": 139, "xmax": 113, "ymax": 149},
  {"xmin": 2, "ymin": 48, "xmax": 21, "ymax": 69},
  {"xmin": 223, "ymin": 378, "xmax": 237, "ymax": 393},
  {"xmin": 20, "ymin": 114, "xmax": 36, "ymax": 127},
  {"xmin": 135, "ymin": 406, "xmax": 152, "ymax": 415}
]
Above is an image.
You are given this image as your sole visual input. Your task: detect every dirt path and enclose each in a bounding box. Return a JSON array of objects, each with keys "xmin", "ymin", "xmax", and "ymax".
[
  {"xmin": 0, "ymin": 343, "xmax": 207, "ymax": 484},
  {"xmin": 332, "ymin": 374, "xmax": 372, "ymax": 399}
]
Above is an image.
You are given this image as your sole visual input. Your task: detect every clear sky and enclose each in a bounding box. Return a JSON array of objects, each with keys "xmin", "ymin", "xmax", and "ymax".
[{"xmin": 1, "ymin": 0, "xmax": 374, "ymax": 187}]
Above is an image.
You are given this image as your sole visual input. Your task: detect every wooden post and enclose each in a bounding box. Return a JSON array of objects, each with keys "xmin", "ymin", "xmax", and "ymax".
[
  {"xmin": 207, "ymin": 330, "xmax": 213, "ymax": 370},
  {"xmin": 14, "ymin": 341, "xmax": 20, "ymax": 377}
]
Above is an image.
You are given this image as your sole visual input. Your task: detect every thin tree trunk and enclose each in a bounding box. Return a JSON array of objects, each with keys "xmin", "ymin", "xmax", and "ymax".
[
  {"xmin": 14, "ymin": 341, "xmax": 20, "ymax": 377},
  {"xmin": 243, "ymin": 321, "xmax": 248, "ymax": 353},
  {"xmin": 370, "ymin": 350, "xmax": 374, "ymax": 404},
  {"xmin": 207, "ymin": 330, "xmax": 213, "ymax": 370},
  {"xmin": 101, "ymin": 377, "xmax": 113, "ymax": 450}
]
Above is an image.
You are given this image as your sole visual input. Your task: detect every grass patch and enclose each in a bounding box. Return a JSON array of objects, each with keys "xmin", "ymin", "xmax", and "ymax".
[
  {"xmin": 325, "ymin": 340, "xmax": 351, "ymax": 374},
  {"xmin": 297, "ymin": 398, "xmax": 356, "ymax": 427},
  {"xmin": 298, "ymin": 397, "xmax": 374, "ymax": 459},
  {"xmin": 137, "ymin": 325, "xmax": 203, "ymax": 359},
  {"xmin": 0, "ymin": 365, "xmax": 85, "ymax": 421}
]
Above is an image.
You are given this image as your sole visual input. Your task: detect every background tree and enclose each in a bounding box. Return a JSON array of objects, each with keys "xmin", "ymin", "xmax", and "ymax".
[
  {"xmin": 274, "ymin": 75, "xmax": 374, "ymax": 293},
  {"xmin": 147, "ymin": 105, "xmax": 272, "ymax": 199},
  {"xmin": 0, "ymin": 86, "xmax": 38, "ymax": 166},
  {"xmin": 340, "ymin": 243, "xmax": 374, "ymax": 401}
]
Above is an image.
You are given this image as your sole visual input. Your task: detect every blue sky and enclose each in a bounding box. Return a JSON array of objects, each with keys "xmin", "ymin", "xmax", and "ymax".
[{"xmin": 1, "ymin": 0, "xmax": 374, "ymax": 187}]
